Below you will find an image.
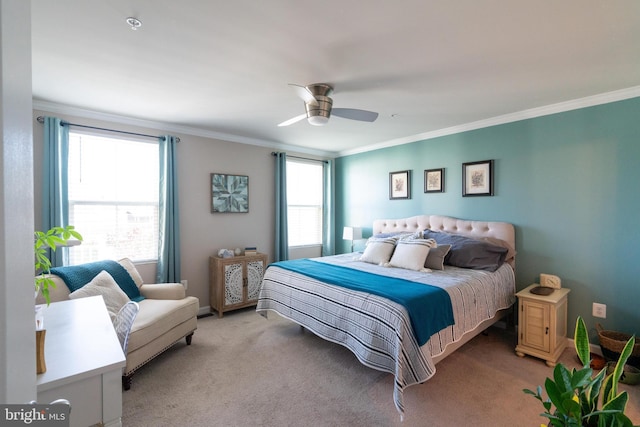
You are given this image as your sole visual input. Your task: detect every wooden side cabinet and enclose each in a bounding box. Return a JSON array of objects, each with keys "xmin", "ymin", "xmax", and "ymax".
[
  {"xmin": 515, "ymin": 284, "xmax": 570, "ymax": 366},
  {"xmin": 209, "ymin": 253, "xmax": 267, "ymax": 317}
]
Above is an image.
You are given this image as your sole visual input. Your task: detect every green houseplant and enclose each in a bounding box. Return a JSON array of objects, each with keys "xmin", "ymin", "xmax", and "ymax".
[
  {"xmin": 524, "ymin": 316, "xmax": 637, "ymax": 427},
  {"xmin": 34, "ymin": 225, "xmax": 83, "ymax": 305}
]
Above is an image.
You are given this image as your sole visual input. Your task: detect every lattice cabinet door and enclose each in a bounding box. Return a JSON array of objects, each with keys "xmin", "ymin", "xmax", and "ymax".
[
  {"xmin": 223, "ymin": 262, "xmax": 244, "ymax": 306},
  {"xmin": 246, "ymin": 259, "xmax": 265, "ymax": 302},
  {"xmin": 210, "ymin": 253, "xmax": 268, "ymax": 317}
]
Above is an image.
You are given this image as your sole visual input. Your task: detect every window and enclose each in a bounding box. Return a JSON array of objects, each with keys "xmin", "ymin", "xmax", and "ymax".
[
  {"xmin": 67, "ymin": 131, "xmax": 159, "ymax": 264},
  {"xmin": 286, "ymin": 160, "xmax": 324, "ymax": 246}
]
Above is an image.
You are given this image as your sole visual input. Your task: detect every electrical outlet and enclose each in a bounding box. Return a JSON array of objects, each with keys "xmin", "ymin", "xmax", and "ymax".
[
  {"xmin": 181, "ymin": 279, "xmax": 188, "ymax": 290},
  {"xmin": 592, "ymin": 302, "xmax": 606, "ymax": 319}
]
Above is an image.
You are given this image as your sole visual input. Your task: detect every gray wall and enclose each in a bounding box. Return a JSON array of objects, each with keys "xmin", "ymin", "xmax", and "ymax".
[{"xmin": 32, "ymin": 110, "xmax": 277, "ymax": 312}]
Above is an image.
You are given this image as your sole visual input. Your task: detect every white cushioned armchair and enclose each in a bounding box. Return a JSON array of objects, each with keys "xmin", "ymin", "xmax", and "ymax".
[{"xmin": 35, "ymin": 258, "xmax": 199, "ymax": 390}]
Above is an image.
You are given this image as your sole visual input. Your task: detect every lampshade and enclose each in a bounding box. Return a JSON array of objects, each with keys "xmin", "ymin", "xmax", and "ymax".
[{"xmin": 342, "ymin": 226, "xmax": 362, "ymax": 241}]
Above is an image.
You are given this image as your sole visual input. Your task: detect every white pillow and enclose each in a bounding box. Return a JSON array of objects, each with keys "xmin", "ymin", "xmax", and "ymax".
[
  {"xmin": 69, "ymin": 270, "xmax": 130, "ymax": 321},
  {"xmin": 387, "ymin": 239, "xmax": 436, "ymax": 271},
  {"xmin": 118, "ymin": 257, "xmax": 144, "ymax": 288},
  {"xmin": 359, "ymin": 238, "xmax": 397, "ymax": 265}
]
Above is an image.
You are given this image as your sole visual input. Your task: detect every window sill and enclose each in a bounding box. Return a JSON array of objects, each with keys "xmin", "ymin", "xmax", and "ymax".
[{"xmin": 288, "ymin": 244, "xmax": 322, "ymax": 249}]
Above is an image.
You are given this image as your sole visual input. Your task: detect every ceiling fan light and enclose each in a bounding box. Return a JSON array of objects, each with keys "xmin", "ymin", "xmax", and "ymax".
[{"xmin": 307, "ymin": 115, "xmax": 329, "ymax": 126}]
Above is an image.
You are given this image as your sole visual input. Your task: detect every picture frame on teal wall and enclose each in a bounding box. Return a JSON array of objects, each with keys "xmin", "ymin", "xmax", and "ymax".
[
  {"xmin": 389, "ymin": 170, "xmax": 410, "ymax": 199},
  {"xmin": 211, "ymin": 173, "xmax": 249, "ymax": 213},
  {"xmin": 462, "ymin": 160, "xmax": 493, "ymax": 196},
  {"xmin": 424, "ymin": 168, "xmax": 444, "ymax": 193}
]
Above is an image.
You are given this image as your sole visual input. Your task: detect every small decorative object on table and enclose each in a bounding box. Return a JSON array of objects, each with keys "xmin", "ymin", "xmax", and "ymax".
[
  {"xmin": 36, "ymin": 329, "xmax": 46, "ymax": 374},
  {"xmin": 218, "ymin": 249, "xmax": 235, "ymax": 258},
  {"xmin": 35, "ymin": 306, "xmax": 45, "ymax": 373}
]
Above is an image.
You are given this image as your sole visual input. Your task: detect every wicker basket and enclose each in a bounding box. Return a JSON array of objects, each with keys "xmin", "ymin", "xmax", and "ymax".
[
  {"xmin": 596, "ymin": 323, "xmax": 640, "ymax": 368},
  {"xmin": 605, "ymin": 361, "xmax": 640, "ymax": 385}
]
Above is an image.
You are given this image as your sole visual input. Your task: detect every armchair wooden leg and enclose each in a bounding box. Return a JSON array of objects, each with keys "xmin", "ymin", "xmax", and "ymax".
[
  {"xmin": 185, "ymin": 333, "xmax": 193, "ymax": 345},
  {"xmin": 122, "ymin": 374, "xmax": 133, "ymax": 390}
]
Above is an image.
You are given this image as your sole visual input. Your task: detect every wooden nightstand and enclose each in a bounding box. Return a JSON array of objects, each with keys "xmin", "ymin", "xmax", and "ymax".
[
  {"xmin": 209, "ymin": 253, "xmax": 267, "ymax": 317},
  {"xmin": 515, "ymin": 284, "xmax": 570, "ymax": 367}
]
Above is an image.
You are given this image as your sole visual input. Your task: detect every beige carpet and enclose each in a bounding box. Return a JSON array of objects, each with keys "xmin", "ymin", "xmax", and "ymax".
[{"xmin": 122, "ymin": 308, "xmax": 640, "ymax": 427}]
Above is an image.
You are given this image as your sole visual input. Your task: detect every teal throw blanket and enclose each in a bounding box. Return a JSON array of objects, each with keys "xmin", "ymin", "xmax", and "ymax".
[
  {"xmin": 271, "ymin": 259, "xmax": 454, "ymax": 345},
  {"xmin": 51, "ymin": 260, "xmax": 144, "ymax": 302}
]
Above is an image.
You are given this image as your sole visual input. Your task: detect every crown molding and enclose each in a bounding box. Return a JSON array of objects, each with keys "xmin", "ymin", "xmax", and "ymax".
[
  {"xmin": 338, "ymin": 85, "xmax": 640, "ymax": 157},
  {"xmin": 32, "ymin": 100, "xmax": 336, "ymax": 158},
  {"xmin": 33, "ymin": 85, "xmax": 640, "ymax": 160}
]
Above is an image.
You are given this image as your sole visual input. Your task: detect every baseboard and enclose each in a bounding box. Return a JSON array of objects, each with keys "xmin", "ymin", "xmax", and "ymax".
[
  {"xmin": 565, "ymin": 338, "xmax": 603, "ymax": 357},
  {"xmin": 197, "ymin": 306, "xmax": 212, "ymax": 317}
]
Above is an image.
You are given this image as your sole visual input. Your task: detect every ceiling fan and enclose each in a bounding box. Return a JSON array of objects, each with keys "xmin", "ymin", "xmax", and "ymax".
[{"xmin": 278, "ymin": 83, "xmax": 379, "ymax": 127}]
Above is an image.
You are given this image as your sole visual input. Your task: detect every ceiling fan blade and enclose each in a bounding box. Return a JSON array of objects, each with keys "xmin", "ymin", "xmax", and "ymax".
[
  {"xmin": 331, "ymin": 108, "xmax": 379, "ymax": 122},
  {"xmin": 289, "ymin": 84, "xmax": 319, "ymax": 106},
  {"xmin": 278, "ymin": 113, "xmax": 307, "ymax": 127}
]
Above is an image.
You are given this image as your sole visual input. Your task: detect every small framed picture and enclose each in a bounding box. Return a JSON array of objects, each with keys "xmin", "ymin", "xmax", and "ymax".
[
  {"xmin": 211, "ymin": 173, "xmax": 249, "ymax": 213},
  {"xmin": 389, "ymin": 170, "xmax": 410, "ymax": 199},
  {"xmin": 424, "ymin": 168, "xmax": 444, "ymax": 193},
  {"xmin": 462, "ymin": 160, "xmax": 494, "ymax": 197}
]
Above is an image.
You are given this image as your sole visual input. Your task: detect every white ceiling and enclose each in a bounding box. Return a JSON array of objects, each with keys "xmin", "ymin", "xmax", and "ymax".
[{"xmin": 31, "ymin": 1, "xmax": 640, "ymax": 156}]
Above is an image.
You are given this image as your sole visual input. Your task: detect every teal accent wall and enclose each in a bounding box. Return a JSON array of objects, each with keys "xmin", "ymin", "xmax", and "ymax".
[{"xmin": 335, "ymin": 97, "xmax": 640, "ymax": 335}]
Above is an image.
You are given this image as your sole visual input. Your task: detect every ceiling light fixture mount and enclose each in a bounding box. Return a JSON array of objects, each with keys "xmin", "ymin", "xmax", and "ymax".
[
  {"xmin": 278, "ymin": 83, "xmax": 378, "ymax": 127},
  {"xmin": 126, "ymin": 17, "xmax": 142, "ymax": 30},
  {"xmin": 304, "ymin": 84, "xmax": 333, "ymax": 126}
]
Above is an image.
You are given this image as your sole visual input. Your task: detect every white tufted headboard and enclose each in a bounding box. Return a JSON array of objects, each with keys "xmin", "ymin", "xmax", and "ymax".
[{"xmin": 373, "ymin": 215, "xmax": 515, "ymax": 263}]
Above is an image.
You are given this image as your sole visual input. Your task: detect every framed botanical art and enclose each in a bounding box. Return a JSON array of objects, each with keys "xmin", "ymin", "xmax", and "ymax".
[
  {"xmin": 424, "ymin": 168, "xmax": 444, "ymax": 193},
  {"xmin": 462, "ymin": 160, "xmax": 494, "ymax": 196},
  {"xmin": 211, "ymin": 173, "xmax": 249, "ymax": 213},
  {"xmin": 389, "ymin": 170, "xmax": 410, "ymax": 199}
]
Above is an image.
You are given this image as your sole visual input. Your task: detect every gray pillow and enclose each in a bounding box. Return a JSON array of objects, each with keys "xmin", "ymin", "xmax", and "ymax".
[
  {"xmin": 424, "ymin": 244, "xmax": 451, "ymax": 270},
  {"xmin": 422, "ymin": 229, "xmax": 508, "ymax": 272}
]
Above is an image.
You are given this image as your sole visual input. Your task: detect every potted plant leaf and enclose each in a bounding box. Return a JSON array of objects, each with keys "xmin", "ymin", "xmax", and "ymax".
[
  {"xmin": 34, "ymin": 225, "xmax": 82, "ymax": 374},
  {"xmin": 524, "ymin": 316, "xmax": 637, "ymax": 427},
  {"xmin": 34, "ymin": 225, "xmax": 83, "ymax": 306}
]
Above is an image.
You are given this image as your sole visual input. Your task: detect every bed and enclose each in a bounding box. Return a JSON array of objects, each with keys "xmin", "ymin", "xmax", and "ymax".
[{"xmin": 256, "ymin": 215, "xmax": 516, "ymax": 417}]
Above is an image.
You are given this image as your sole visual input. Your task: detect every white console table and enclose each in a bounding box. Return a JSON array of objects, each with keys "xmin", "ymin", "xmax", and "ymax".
[{"xmin": 36, "ymin": 296, "xmax": 126, "ymax": 427}]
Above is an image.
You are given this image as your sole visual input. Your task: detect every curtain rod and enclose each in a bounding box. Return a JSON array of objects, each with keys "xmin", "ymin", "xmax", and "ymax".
[
  {"xmin": 36, "ymin": 116, "xmax": 180, "ymax": 143},
  {"xmin": 271, "ymin": 152, "xmax": 328, "ymax": 164}
]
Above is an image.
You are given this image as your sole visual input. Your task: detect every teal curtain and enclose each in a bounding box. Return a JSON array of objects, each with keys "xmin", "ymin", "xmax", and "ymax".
[
  {"xmin": 42, "ymin": 117, "xmax": 70, "ymax": 267},
  {"xmin": 321, "ymin": 160, "xmax": 334, "ymax": 256},
  {"xmin": 274, "ymin": 152, "xmax": 289, "ymax": 261},
  {"xmin": 157, "ymin": 135, "xmax": 181, "ymax": 283}
]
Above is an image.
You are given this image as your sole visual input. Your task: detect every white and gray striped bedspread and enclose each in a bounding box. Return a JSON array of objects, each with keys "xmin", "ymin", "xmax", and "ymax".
[{"xmin": 255, "ymin": 253, "xmax": 515, "ymax": 416}]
